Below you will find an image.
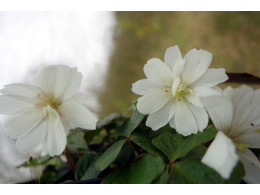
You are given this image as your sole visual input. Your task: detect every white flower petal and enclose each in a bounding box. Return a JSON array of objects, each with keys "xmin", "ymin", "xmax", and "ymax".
[
  {"xmin": 230, "ymin": 86, "xmax": 254, "ymax": 136},
  {"xmin": 193, "ymin": 87, "xmax": 221, "ymax": 97},
  {"xmin": 132, "ymin": 79, "xmax": 163, "ymax": 95},
  {"xmin": 169, "ymin": 116, "xmax": 177, "ymax": 129},
  {"xmin": 201, "ymin": 96, "xmax": 233, "ymax": 133},
  {"xmin": 201, "ymin": 131, "xmax": 238, "ymax": 179},
  {"xmin": 186, "ymin": 104, "xmax": 208, "ymax": 132},
  {"xmin": 137, "ymin": 89, "xmax": 171, "ymax": 115},
  {"xmin": 146, "ymin": 101, "xmax": 175, "ymax": 130},
  {"xmin": 0, "ymin": 95, "xmax": 33, "ymax": 114},
  {"xmin": 143, "ymin": 58, "xmax": 173, "ymax": 86},
  {"xmin": 171, "ymin": 77, "xmax": 180, "ymax": 97},
  {"xmin": 238, "ymin": 149, "xmax": 260, "ymax": 184},
  {"xmin": 16, "ymin": 118, "xmax": 48, "ymax": 152},
  {"xmin": 3, "ymin": 108, "xmax": 44, "ymax": 139},
  {"xmin": 235, "ymin": 130, "xmax": 260, "ymax": 149},
  {"xmin": 0, "ymin": 84, "xmax": 42, "ymax": 98},
  {"xmin": 164, "ymin": 45, "xmax": 182, "ymax": 70},
  {"xmin": 182, "ymin": 49, "xmax": 212, "ymax": 85},
  {"xmin": 222, "ymin": 86, "xmax": 234, "ymax": 100},
  {"xmin": 174, "ymin": 100, "xmax": 198, "ymax": 136},
  {"xmin": 172, "ymin": 59, "xmax": 185, "ymax": 78},
  {"xmin": 59, "ymin": 101, "xmax": 97, "ymax": 130},
  {"xmin": 45, "ymin": 112, "xmax": 67, "ymax": 157},
  {"xmin": 192, "ymin": 68, "xmax": 228, "ymax": 88},
  {"xmin": 33, "ymin": 65, "xmax": 82, "ymax": 101},
  {"xmin": 185, "ymin": 94, "xmax": 203, "ymax": 107}
]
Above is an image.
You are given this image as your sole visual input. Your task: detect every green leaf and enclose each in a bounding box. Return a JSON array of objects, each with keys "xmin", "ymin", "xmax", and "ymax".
[
  {"xmin": 180, "ymin": 145, "xmax": 207, "ymax": 161},
  {"xmin": 17, "ymin": 155, "xmax": 51, "ymax": 168},
  {"xmin": 131, "ymin": 132, "xmax": 167, "ymax": 161},
  {"xmin": 225, "ymin": 162, "xmax": 245, "ymax": 184},
  {"xmin": 169, "ymin": 160, "xmax": 224, "ymax": 184},
  {"xmin": 102, "ymin": 154, "xmax": 165, "ymax": 184},
  {"xmin": 75, "ymin": 154, "xmax": 100, "ymax": 181},
  {"xmin": 67, "ymin": 132, "xmax": 88, "ymax": 153},
  {"xmin": 152, "ymin": 128, "xmax": 216, "ymax": 161},
  {"xmin": 116, "ymin": 109, "xmax": 145, "ymax": 137},
  {"xmin": 152, "ymin": 169, "xmax": 168, "ymax": 184},
  {"xmin": 115, "ymin": 142, "xmax": 134, "ymax": 167},
  {"xmin": 95, "ymin": 139, "xmax": 126, "ymax": 171}
]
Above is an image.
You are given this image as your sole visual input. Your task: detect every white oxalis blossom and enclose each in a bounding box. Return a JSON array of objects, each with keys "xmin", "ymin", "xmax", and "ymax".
[
  {"xmin": 132, "ymin": 45, "xmax": 228, "ymax": 136},
  {"xmin": 0, "ymin": 65, "xmax": 98, "ymax": 156},
  {"xmin": 201, "ymin": 85, "xmax": 260, "ymax": 183}
]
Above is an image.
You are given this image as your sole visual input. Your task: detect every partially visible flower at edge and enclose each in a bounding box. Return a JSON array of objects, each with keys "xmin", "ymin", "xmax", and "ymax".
[
  {"xmin": 132, "ymin": 45, "xmax": 228, "ymax": 136},
  {"xmin": 201, "ymin": 85, "xmax": 260, "ymax": 183},
  {"xmin": 0, "ymin": 65, "xmax": 98, "ymax": 156}
]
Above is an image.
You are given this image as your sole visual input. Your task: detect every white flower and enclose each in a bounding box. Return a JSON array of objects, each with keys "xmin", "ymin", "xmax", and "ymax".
[
  {"xmin": 132, "ymin": 45, "xmax": 228, "ymax": 136},
  {"xmin": 0, "ymin": 65, "xmax": 98, "ymax": 156},
  {"xmin": 201, "ymin": 85, "xmax": 260, "ymax": 183}
]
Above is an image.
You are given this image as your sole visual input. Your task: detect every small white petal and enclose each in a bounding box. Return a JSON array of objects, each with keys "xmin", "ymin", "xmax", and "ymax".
[
  {"xmin": 235, "ymin": 130, "xmax": 260, "ymax": 149},
  {"xmin": 3, "ymin": 108, "xmax": 44, "ymax": 139},
  {"xmin": 202, "ymin": 96, "xmax": 233, "ymax": 133},
  {"xmin": 164, "ymin": 45, "xmax": 182, "ymax": 70},
  {"xmin": 16, "ymin": 118, "xmax": 48, "ymax": 152},
  {"xmin": 192, "ymin": 68, "xmax": 228, "ymax": 88},
  {"xmin": 186, "ymin": 104, "xmax": 208, "ymax": 132},
  {"xmin": 33, "ymin": 65, "xmax": 82, "ymax": 101},
  {"xmin": 0, "ymin": 84, "xmax": 42, "ymax": 98},
  {"xmin": 174, "ymin": 100, "xmax": 198, "ymax": 136},
  {"xmin": 0, "ymin": 95, "xmax": 33, "ymax": 114},
  {"xmin": 238, "ymin": 149, "xmax": 260, "ymax": 184},
  {"xmin": 132, "ymin": 79, "xmax": 163, "ymax": 95},
  {"xmin": 146, "ymin": 101, "xmax": 175, "ymax": 130},
  {"xmin": 44, "ymin": 111, "xmax": 67, "ymax": 157},
  {"xmin": 172, "ymin": 58, "xmax": 185, "ymax": 78},
  {"xmin": 171, "ymin": 77, "xmax": 180, "ymax": 97},
  {"xmin": 143, "ymin": 58, "xmax": 173, "ymax": 86},
  {"xmin": 59, "ymin": 101, "xmax": 97, "ymax": 130},
  {"xmin": 137, "ymin": 89, "xmax": 171, "ymax": 115},
  {"xmin": 182, "ymin": 49, "xmax": 213, "ymax": 85},
  {"xmin": 201, "ymin": 131, "xmax": 239, "ymax": 179}
]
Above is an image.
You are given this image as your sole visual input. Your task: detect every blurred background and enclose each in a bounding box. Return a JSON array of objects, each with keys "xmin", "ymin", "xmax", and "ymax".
[{"xmin": 0, "ymin": 11, "xmax": 259, "ymax": 183}]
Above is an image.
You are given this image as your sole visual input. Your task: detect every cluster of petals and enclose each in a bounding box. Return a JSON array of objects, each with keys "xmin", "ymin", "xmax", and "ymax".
[
  {"xmin": 201, "ymin": 85, "xmax": 260, "ymax": 183},
  {"xmin": 132, "ymin": 45, "xmax": 228, "ymax": 136},
  {"xmin": 0, "ymin": 65, "xmax": 97, "ymax": 156}
]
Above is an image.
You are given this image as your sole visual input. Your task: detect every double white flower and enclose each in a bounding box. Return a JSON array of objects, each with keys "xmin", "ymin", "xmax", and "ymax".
[
  {"xmin": 132, "ymin": 45, "xmax": 228, "ymax": 136},
  {"xmin": 201, "ymin": 85, "xmax": 260, "ymax": 183},
  {"xmin": 0, "ymin": 65, "xmax": 97, "ymax": 156}
]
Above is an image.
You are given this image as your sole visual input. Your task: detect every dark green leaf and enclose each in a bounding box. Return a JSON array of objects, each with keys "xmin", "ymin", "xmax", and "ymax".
[
  {"xmin": 115, "ymin": 142, "xmax": 134, "ymax": 167},
  {"xmin": 152, "ymin": 128, "xmax": 216, "ymax": 161},
  {"xmin": 152, "ymin": 169, "xmax": 168, "ymax": 184},
  {"xmin": 225, "ymin": 162, "xmax": 245, "ymax": 184},
  {"xmin": 67, "ymin": 132, "xmax": 88, "ymax": 153},
  {"xmin": 116, "ymin": 109, "xmax": 145, "ymax": 137},
  {"xmin": 102, "ymin": 154, "xmax": 165, "ymax": 184},
  {"xmin": 17, "ymin": 155, "xmax": 51, "ymax": 168},
  {"xmin": 95, "ymin": 139, "xmax": 126, "ymax": 171},
  {"xmin": 131, "ymin": 132, "xmax": 167, "ymax": 161},
  {"xmin": 169, "ymin": 160, "xmax": 224, "ymax": 184},
  {"xmin": 180, "ymin": 145, "xmax": 207, "ymax": 161},
  {"xmin": 75, "ymin": 154, "xmax": 100, "ymax": 180}
]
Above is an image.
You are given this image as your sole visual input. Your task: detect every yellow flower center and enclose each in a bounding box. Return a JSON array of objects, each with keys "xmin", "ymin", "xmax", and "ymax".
[
  {"xmin": 36, "ymin": 91, "xmax": 61, "ymax": 111},
  {"xmin": 235, "ymin": 142, "xmax": 249, "ymax": 152}
]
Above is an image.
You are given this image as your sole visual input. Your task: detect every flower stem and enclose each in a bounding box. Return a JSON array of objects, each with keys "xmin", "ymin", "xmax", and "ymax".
[{"xmin": 64, "ymin": 147, "xmax": 75, "ymax": 173}]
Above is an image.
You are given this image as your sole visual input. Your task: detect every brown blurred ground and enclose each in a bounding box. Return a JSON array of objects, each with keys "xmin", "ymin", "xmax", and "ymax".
[{"xmin": 98, "ymin": 12, "xmax": 260, "ymax": 117}]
